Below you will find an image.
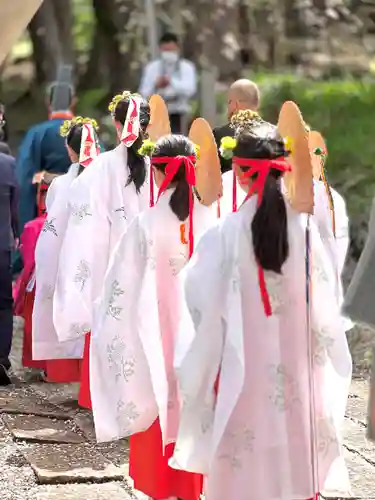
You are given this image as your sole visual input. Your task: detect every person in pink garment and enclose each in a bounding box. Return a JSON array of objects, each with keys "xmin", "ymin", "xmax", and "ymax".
[{"xmin": 171, "ymin": 118, "xmax": 352, "ymax": 500}]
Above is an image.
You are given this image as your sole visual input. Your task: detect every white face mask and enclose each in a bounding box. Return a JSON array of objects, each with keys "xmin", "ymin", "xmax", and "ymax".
[{"xmin": 161, "ymin": 51, "xmax": 179, "ymax": 64}]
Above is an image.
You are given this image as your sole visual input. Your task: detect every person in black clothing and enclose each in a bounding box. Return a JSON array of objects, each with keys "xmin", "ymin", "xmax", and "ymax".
[
  {"xmin": 213, "ymin": 79, "xmax": 262, "ymax": 173},
  {"xmin": 0, "ymin": 146, "xmax": 19, "ymax": 384}
]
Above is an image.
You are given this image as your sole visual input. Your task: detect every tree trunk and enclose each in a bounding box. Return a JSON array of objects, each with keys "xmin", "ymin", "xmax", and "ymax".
[
  {"xmin": 78, "ymin": 22, "xmax": 108, "ymax": 90},
  {"xmin": 182, "ymin": 0, "xmax": 241, "ymax": 80},
  {"xmin": 91, "ymin": 0, "xmax": 142, "ymax": 97},
  {"xmin": 28, "ymin": 0, "xmax": 63, "ymax": 84},
  {"xmin": 51, "ymin": 0, "xmax": 75, "ymax": 65}
]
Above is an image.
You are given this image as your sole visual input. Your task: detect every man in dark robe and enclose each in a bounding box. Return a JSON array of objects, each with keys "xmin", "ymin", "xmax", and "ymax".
[
  {"xmin": 0, "ymin": 147, "xmax": 19, "ymax": 384},
  {"xmin": 213, "ymin": 79, "xmax": 262, "ymax": 173},
  {"xmin": 14, "ymin": 65, "xmax": 75, "ymax": 273},
  {"xmin": 15, "ymin": 65, "xmax": 75, "ymax": 236}
]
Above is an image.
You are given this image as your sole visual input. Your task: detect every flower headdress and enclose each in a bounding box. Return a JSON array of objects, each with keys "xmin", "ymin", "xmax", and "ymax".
[
  {"xmin": 138, "ymin": 137, "xmax": 201, "ymax": 256},
  {"xmin": 60, "ymin": 116, "xmax": 100, "ymax": 168},
  {"xmin": 138, "ymin": 138, "xmax": 200, "ymax": 160},
  {"xmin": 230, "ymin": 109, "xmax": 262, "ymax": 131},
  {"xmin": 108, "ymin": 91, "xmax": 143, "ymax": 148},
  {"xmin": 60, "ymin": 116, "xmax": 99, "ymax": 138}
]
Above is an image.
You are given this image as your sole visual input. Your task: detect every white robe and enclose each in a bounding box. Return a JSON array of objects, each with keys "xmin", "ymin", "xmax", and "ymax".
[
  {"xmin": 219, "ymin": 172, "xmax": 351, "ymax": 329},
  {"xmin": 90, "ymin": 191, "xmax": 217, "ymax": 444},
  {"xmin": 53, "ymin": 144, "xmax": 150, "ymax": 342},
  {"xmin": 171, "ymin": 196, "xmax": 352, "ymax": 500},
  {"xmin": 32, "ymin": 163, "xmax": 85, "ymax": 360}
]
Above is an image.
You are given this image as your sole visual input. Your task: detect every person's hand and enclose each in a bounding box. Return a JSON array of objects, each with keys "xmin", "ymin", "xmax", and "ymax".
[
  {"xmin": 155, "ymin": 76, "xmax": 170, "ymax": 89},
  {"xmin": 14, "ymin": 238, "xmax": 19, "ymax": 250}
]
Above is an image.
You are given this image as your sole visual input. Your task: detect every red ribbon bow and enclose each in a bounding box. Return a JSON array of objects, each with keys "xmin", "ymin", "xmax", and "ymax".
[
  {"xmin": 232, "ymin": 156, "xmax": 291, "ymax": 316},
  {"xmin": 152, "ymin": 155, "xmax": 196, "ymax": 258}
]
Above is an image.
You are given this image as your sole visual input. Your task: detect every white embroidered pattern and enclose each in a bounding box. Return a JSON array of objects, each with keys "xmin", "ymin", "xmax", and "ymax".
[
  {"xmin": 265, "ymin": 273, "xmax": 283, "ymax": 314},
  {"xmin": 317, "ymin": 417, "xmax": 338, "ymax": 459},
  {"xmin": 218, "ymin": 426, "xmax": 255, "ymax": 470},
  {"xmin": 107, "ymin": 335, "xmax": 136, "ymax": 383},
  {"xmin": 106, "ymin": 280, "xmax": 125, "ymax": 320},
  {"xmin": 114, "ymin": 206, "xmax": 127, "ymax": 220},
  {"xmin": 313, "ymin": 327, "xmax": 335, "ymax": 366},
  {"xmin": 169, "ymin": 252, "xmax": 188, "ymax": 275},
  {"xmin": 42, "ymin": 217, "xmax": 58, "ymax": 237},
  {"xmin": 74, "ymin": 260, "xmax": 91, "ymax": 292},
  {"xmin": 268, "ymin": 364, "xmax": 301, "ymax": 412},
  {"xmin": 116, "ymin": 400, "xmax": 140, "ymax": 435},
  {"xmin": 69, "ymin": 322, "xmax": 90, "ymax": 337},
  {"xmin": 40, "ymin": 284, "xmax": 54, "ymax": 302},
  {"xmin": 70, "ymin": 203, "xmax": 92, "ymax": 223}
]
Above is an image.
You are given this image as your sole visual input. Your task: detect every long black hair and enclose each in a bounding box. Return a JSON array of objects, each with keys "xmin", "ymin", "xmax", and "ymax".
[
  {"xmin": 114, "ymin": 96, "xmax": 150, "ymax": 193},
  {"xmin": 233, "ymin": 124, "xmax": 289, "ymax": 274},
  {"xmin": 66, "ymin": 124, "xmax": 86, "ymax": 175},
  {"xmin": 152, "ymin": 134, "xmax": 196, "ymax": 221}
]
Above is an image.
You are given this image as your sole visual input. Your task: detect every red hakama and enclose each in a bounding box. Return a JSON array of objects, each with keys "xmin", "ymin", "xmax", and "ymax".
[
  {"xmin": 78, "ymin": 333, "xmax": 92, "ymax": 409},
  {"xmin": 129, "ymin": 419, "xmax": 203, "ymax": 500},
  {"xmin": 22, "ymin": 286, "xmax": 81, "ymax": 383},
  {"xmin": 15, "ymin": 216, "xmax": 81, "ymax": 384}
]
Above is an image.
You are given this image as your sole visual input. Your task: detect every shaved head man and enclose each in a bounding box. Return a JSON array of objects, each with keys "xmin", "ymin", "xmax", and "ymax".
[
  {"xmin": 213, "ymin": 79, "xmax": 262, "ymax": 173},
  {"xmin": 227, "ymin": 79, "xmax": 260, "ymax": 120}
]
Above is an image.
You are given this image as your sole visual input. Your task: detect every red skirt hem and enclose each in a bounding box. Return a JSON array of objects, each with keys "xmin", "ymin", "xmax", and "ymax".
[
  {"xmin": 78, "ymin": 333, "xmax": 92, "ymax": 409},
  {"xmin": 129, "ymin": 418, "xmax": 203, "ymax": 500},
  {"xmin": 22, "ymin": 291, "xmax": 81, "ymax": 383}
]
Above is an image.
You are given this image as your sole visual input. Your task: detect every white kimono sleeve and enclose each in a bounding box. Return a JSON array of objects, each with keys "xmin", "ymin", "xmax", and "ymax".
[
  {"xmin": 53, "ymin": 171, "xmax": 110, "ymax": 341},
  {"xmin": 91, "ymin": 216, "xmax": 165, "ymax": 443},
  {"xmin": 171, "ymin": 226, "xmax": 226, "ymax": 474}
]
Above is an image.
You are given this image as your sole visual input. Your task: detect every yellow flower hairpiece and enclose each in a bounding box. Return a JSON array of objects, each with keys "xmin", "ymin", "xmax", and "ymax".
[
  {"xmin": 194, "ymin": 144, "xmax": 201, "ymax": 160},
  {"xmin": 230, "ymin": 109, "xmax": 261, "ymax": 130},
  {"xmin": 108, "ymin": 91, "xmax": 141, "ymax": 116},
  {"xmin": 283, "ymin": 136, "xmax": 293, "ymax": 154},
  {"xmin": 219, "ymin": 136, "xmax": 237, "ymax": 160},
  {"xmin": 60, "ymin": 116, "xmax": 99, "ymax": 138},
  {"xmin": 138, "ymin": 138, "xmax": 155, "ymax": 156}
]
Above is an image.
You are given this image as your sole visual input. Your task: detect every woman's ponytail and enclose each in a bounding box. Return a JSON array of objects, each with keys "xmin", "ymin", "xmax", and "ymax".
[
  {"xmin": 169, "ymin": 178, "xmax": 190, "ymax": 221},
  {"xmin": 251, "ymin": 173, "xmax": 288, "ymax": 274}
]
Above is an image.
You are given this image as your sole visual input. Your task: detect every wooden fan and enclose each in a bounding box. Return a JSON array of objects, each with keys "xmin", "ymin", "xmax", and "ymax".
[
  {"xmin": 277, "ymin": 101, "xmax": 314, "ymax": 214},
  {"xmin": 147, "ymin": 95, "xmax": 171, "ymax": 142},
  {"xmin": 188, "ymin": 118, "xmax": 222, "ymax": 206}
]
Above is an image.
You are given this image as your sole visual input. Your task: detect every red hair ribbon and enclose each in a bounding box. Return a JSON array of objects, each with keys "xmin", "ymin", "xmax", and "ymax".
[
  {"xmin": 232, "ymin": 168, "xmax": 237, "ymax": 213},
  {"xmin": 152, "ymin": 155, "xmax": 196, "ymax": 258},
  {"xmin": 149, "ymin": 165, "xmax": 155, "ymax": 208},
  {"xmin": 79, "ymin": 123, "xmax": 99, "ymax": 168},
  {"xmin": 232, "ymin": 156, "xmax": 291, "ymax": 316},
  {"xmin": 121, "ymin": 96, "xmax": 141, "ymax": 147}
]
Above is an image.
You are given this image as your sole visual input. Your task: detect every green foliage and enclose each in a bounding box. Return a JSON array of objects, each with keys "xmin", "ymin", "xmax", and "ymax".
[
  {"xmin": 258, "ymin": 74, "xmax": 375, "ymax": 219},
  {"xmin": 72, "ymin": 0, "xmax": 94, "ymax": 55}
]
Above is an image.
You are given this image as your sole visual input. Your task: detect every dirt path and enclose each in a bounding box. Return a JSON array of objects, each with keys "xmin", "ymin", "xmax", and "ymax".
[{"xmin": 1, "ymin": 318, "xmax": 374, "ymax": 499}]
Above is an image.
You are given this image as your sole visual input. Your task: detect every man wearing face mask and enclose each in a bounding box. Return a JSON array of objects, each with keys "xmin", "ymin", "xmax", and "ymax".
[
  {"xmin": 213, "ymin": 79, "xmax": 264, "ymax": 173},
  {"xmin": 139, "ymin": 32, "xmax": 197, "ymax": 134}
]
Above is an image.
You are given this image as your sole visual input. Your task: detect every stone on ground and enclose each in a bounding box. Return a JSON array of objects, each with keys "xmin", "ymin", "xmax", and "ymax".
[
  {"xmin": 23, "ymin": 442, "xmax": 124, "ymax": 484},
  {"xmin": 3, "ymin": 414, "xmax": 85, "ymax": 444}
]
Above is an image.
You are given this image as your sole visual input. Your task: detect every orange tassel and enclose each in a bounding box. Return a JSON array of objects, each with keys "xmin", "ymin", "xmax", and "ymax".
[{"xmin": 180, "ymin": 223, "xmax": 188, "ymax": 245}]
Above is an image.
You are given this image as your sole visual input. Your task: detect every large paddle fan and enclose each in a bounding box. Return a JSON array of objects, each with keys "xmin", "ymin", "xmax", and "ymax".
[
  {"xmin": 147, "ymin": 95, "xmax": 171, "ymax": 142},
  {"xmin": 278, "ymin": 101, "xmax": 318, "ymax": 495},
  {"xmin": 188, "ymin": 118, "xmax": 222, "ymax": 207}
]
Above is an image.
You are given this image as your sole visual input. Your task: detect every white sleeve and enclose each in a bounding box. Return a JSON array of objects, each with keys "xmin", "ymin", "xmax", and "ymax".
[
  {"xmin": 332, "ymin": 189, "xmax": 349, "ymax": 277},
  {"xmin": 53, "ymin": 168, "xmax": 110, "ymax": 342},
  {"xmin": 138, "ymin": 62, "xmax": 157, "ymax": 99},
  {"xmin": 169, "ymin": 61, "xmax": 197, "ymax": 99}
]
